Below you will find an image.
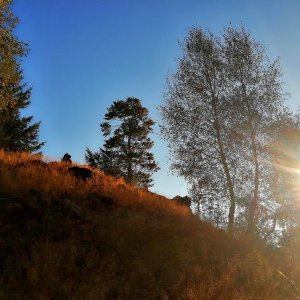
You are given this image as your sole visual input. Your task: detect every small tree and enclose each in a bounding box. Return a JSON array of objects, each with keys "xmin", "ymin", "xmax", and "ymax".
[
  {"xmin": 86, "ymin": 97, "xmax": 159, "ymax": 187},
  {"xmin": 0, "ymin": 0, "xmax": 44, "ymax": 152}
]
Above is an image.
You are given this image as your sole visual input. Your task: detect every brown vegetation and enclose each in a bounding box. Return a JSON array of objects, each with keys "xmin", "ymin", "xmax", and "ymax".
[{"xmin": 0, "ymin": 150, "xmax": 298, "ymax": 299}]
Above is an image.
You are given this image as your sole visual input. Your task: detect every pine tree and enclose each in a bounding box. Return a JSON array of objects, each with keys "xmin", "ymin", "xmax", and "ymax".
[
  {"xmin": 0, "ymin": 0, "xmax": 44, "ymax": 152},
  {"xmin": 86, "ymin": 97, "xmax": 159, "ymax": 187}
]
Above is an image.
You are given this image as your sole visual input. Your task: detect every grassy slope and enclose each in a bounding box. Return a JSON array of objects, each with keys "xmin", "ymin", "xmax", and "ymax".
[{"xmin": 0, "ymin": 151, "xmax": 297, "ymax": 299}]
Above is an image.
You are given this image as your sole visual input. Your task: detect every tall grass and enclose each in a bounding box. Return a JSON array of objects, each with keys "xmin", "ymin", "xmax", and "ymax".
[{"xmin": 0, "ymin": 150, "xmax": 299, "ymax": 299}]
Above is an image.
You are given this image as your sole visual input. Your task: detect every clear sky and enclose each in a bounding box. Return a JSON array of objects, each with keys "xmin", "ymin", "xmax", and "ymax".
[{"xmin": 13, "ymin": 0, "xmax": 300, "ymax": 198}]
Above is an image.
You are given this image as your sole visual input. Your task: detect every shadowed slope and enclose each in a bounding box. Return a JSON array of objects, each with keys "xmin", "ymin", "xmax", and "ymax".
[{"xmin": 0, "ymin": 151, "xmax": 297, "ymax": 299}]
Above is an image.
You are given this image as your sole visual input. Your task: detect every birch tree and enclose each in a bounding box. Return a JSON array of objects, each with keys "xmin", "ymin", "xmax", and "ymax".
[{"xmin": 160, "ymin": 25, "xmax": 294, "ymax": 234}]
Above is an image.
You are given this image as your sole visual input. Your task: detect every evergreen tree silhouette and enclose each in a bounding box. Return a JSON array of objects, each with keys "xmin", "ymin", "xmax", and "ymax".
[
  {"xmin": 86, "ymin": 97, "xmax": 159, "ymax": 187},
  {"xmin": 0, "ymin": 0, "xmax": 44, "ymax": 152}
]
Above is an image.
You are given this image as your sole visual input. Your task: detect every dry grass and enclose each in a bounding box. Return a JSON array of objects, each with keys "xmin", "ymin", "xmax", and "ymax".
[
  {"xmin": 0, "ymin": 150, "xmax": 299, "ymax": 299},
  {"xmin": 0, "ymin": 150, "xmax": 190, "ymax": 217}
]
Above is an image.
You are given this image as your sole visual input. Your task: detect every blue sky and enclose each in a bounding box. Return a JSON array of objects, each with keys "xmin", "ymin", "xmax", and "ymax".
[{"xmin": 13, "ymin": 0, "xmax": 300, "ymax": 198}]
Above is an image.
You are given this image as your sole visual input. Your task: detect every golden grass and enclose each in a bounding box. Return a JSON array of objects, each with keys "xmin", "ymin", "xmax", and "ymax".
[
  {"xmin": 0, "ymin": 150, "xmax": 299, "ymax": 299},
  {"xmin": 0, "ymin": 150, "xmax": 190, "ymax": 217}
]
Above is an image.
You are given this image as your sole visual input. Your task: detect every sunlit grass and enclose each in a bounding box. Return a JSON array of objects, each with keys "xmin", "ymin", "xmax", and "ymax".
[
  {"xmin": 0, "ymin": 149, "xmax": 190, "ymax": 216},
  {"xmin": 0, "ymin": 150, "xmax": 299, "ymax": 299}
]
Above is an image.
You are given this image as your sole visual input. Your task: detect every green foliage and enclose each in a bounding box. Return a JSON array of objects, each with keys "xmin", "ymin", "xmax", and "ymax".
[
  {"xmin": 0, "ymin": 0, "xmax": 44, "ymax": 152},
  {"xmin": 86, "ymin": 97, "xmax": 159, "ymax": 188}
]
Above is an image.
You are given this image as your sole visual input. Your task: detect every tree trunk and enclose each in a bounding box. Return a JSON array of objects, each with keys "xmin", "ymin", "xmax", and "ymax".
[
  {"xmin": 240, "ymin": 80, "xmax": 260, "ymax": 234},
  {"xmin": 247, "ymin": 129, "xmax": 259, "ymax": 233},
  {"xmin": 127, "ymin": 136, "xmax": 133, "ymax": 182},
  {"xmin": 211, "ymin": 98, "xmax": 236, "ymax": 234}
]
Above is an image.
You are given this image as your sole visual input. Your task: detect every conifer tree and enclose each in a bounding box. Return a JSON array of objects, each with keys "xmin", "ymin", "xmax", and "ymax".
[
  {"xmin": 0, "ymin": 0, "xmax": 44, "ymax": 152},
  {"xmin": 86, "ymin": 97, "xmax": 159, "ymax": 187}
]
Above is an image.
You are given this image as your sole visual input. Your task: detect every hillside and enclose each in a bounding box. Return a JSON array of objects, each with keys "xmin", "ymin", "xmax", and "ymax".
[{"xmin": 0, "ymin": 151, "xmax": 298, "ymax": 299}]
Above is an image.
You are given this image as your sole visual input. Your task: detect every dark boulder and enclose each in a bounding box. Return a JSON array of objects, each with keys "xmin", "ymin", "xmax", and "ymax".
[
  {"xmin": 172, "ymin": 195, "xmax": 192, "ymax": 208},
  {"xmin": 68, "ymin": 166, "xmax": 93, "ymax": 180}
]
